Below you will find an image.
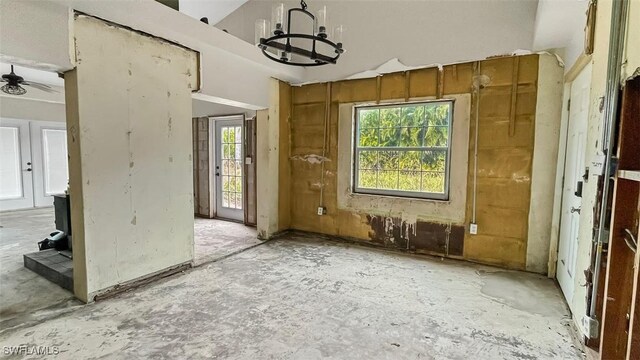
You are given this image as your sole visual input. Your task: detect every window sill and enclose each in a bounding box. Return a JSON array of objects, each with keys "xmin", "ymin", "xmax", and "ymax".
[{"xmin": 351, "ymin": 190, "xmax": 450, "ymax": 203}]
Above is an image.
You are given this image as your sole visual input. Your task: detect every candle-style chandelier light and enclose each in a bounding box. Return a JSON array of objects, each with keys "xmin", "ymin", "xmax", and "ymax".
[{"xmin": 255, "ymin": 0, "xmax": 345, "ymax": 66}]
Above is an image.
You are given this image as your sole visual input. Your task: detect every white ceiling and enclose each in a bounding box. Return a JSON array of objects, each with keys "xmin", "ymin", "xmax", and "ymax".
[
  {"xmin": 533, "ymin": 0, "xmax": 589, "ymax": 51},
  {"xmin": 192, "ymin": 98, "xmax": 255, "ymax": 118},
  {"xmin": 179, "ymin": 0, "xmax": 249, "ymax": 25}
]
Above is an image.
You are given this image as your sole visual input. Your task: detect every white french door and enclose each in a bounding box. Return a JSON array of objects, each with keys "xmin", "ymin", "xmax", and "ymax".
[
  {"xmin": 31, "ymin": 121, "xmax": 69, "ymax": 207},
  {"xmin": 0, "ymin": 119, "xmax": 34, "ymax": 211},
  {"xmin": 557, "ymin": 63, "xmax": 591, "ymax": 306},
  {"xmin": 0, "ymin": 118, "xmax": 68, "ymax": 211},
  {"xmin": 214, "ymin": 117, "xmax": 244, "ymax": 221}
]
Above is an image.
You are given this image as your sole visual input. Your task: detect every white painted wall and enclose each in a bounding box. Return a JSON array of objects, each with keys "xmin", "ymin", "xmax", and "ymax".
[
  {"xmin": 0, "ymin": 0, "xmax": 303, "ymax": 110},
  {"xmin": 532, "ymin": 0, "xmax": 590, "ymax": 71},
  {"xmin": 0, "ymin": 97, "xmax": 66, "ymax": 123},
  {"xmin": 216, "ymin": 0, "xmax": 538, "ymax": 82},
  {"xmin": 526, "ymin": 54, "xmax": 564, "ymax": 274},
  {"xmin": 66, "ymin": 15, "xmax": 198, "ymax": 301}
]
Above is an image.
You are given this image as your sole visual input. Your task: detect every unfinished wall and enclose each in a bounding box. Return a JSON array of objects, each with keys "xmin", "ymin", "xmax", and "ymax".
[
  {"xmin": 193, "ymin": 117, "xmax": 211, "ymax": 218},
  {"xmin": 256, "ymin": 79, "xmax": 291, "ymax": 238},
  {"xmin": 285, "ymin": 54, "xmax": 563, "ymax": 272},
  {"xmin": 65, "ymin": 15, "xmax": 198, "ymax": 301}
]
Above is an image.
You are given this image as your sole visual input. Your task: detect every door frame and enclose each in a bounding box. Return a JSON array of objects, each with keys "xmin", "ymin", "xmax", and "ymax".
[
  {"xmin": 553, "ymin": 63, "xmax": 592, "ymax": 306},
  {"xmin": 210, "ymin": 114, "xmax": 245, "ymax": 222},
  {"xmin": 0, "ymin": 118, "xmax": 34, "ymax": 211}
]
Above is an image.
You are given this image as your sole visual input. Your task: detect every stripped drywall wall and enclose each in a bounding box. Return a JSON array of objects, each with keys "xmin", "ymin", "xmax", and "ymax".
[
  {"xmin": 283, "ymin": 54, "xmax": 562, "ymax": 272},
  {"xmin": 193, "ymin": 117, "xmax": 211, "ymax": 218},
  {"xmin": 66, "ymin": 15, "xmax": 198, "ymax": 301},
  {"xmin": 526, "ymin": 54, "xmax": 564, "ymax": 273}
]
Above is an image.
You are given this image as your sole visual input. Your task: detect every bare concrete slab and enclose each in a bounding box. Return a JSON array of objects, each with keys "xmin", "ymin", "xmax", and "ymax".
[
  {"xmin": 0, "ymin": 208, "xmax": 79, "ymax": 331},
  {"xmin": 0, "ymin": 233, "xmax": 582, "ymax": 359},
  {"xmin": 194, "ymin": 218, "xmax": 261, "ymax": 265}
]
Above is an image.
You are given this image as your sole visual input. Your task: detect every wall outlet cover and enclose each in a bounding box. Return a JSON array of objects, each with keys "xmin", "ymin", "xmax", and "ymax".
[
  {"xmin": 317, "ymin": 206, "xmax": 326, "ymax": 216},
  {"xmin": 470, "ymin": 223, "xmax": 478, "ymax": 235}
]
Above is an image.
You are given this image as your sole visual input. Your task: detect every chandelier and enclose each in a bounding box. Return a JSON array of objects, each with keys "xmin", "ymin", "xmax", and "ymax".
[{"xmin": 255, "ymin": 1, "xmax": 344, "ymax": 66}]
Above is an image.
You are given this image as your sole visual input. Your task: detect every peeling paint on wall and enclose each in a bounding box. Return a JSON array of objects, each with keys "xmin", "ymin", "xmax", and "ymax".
[{"xmin": 290, "ymin": 154, "xmax": 331, "ymax": 164}]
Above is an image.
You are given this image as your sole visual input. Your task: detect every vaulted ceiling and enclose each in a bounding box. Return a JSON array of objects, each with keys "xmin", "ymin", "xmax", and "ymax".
[{"xmin": 179, "ymin": 0, "xmax": 249, "ymax": 25}]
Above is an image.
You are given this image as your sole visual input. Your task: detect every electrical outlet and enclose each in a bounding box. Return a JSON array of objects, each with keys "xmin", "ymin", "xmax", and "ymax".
[
  {"xmin": 470, "ymin": 223, "xmax": 478, "ymax": 235},
  {"xmin": 317, "ymin": 206, "xmax": 326, "ymax": 216}
]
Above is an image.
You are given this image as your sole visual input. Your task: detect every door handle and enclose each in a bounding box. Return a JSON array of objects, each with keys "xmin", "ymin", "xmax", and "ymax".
[{"xmin": 571, "ymin": 207, "xmax": 581, "ymax": 214}]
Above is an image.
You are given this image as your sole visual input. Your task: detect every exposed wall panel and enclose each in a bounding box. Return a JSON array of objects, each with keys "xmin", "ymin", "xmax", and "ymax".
[
  {"xmin": 192, "ymin": 117, "xmax": 211, "ymax": 217},
  {"xmin": 285, "ymin": 54, "xmax": 562, "ymax": 272},
  {"xmin": 66, "ymin": 15, "xmax": 198, "ymax": 301}
]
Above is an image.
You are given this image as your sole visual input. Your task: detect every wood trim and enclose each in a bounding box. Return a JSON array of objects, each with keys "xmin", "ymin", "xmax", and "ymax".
[{"xmin": 565, "ymin": 54, "xmax": 593, "ymax": 83}]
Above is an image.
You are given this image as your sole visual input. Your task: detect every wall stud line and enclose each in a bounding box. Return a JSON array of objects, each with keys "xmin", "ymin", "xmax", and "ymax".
[
  {"xmin": 319, "ymin": 82, "xmax": 332, "ymax": 208},
  {"xmin": 471, "ymin": 61, "xmax": 481, "ymax": 225},
  {"xmin": 376, "ymin": 76, "xmax": 381, "ymax": 104},
  {"xmin": 437, "ymin": 67, "xmax": 444, "ymax": 99},
  {"xmin": 404, "ymin": 70, "xmax": 411, "ymax": 102},
  {"xmin": 509, "ymin": 57, "xmax": 520, "ymax": 137}
]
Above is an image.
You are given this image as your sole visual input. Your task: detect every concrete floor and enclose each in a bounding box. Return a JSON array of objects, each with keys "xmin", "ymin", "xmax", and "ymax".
[
  {"xmin": 0, "ymin": 208, "xmax": 79, "ymax": 331},
  {"xmin": 194, "ymin": 218, "xmax": 260, "ymax": 266},
  {"xmin": 0, "ymin": 209, "xmax": 259, "ymax": 332},
  {"xmin": 0, "ymin": 228, "xmax": 583, "ymax": 359}
]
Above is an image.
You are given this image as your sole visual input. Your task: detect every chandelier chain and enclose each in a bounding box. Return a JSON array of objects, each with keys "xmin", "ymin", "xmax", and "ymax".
[{"xmin": 300, "ymin": 0, "xmax": 307, "ymax": 10}]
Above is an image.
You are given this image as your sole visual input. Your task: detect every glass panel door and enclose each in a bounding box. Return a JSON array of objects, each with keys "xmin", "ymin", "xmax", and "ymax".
[
  {"xmin": 215, "ymin": 117, "xmax": 244, "ymax": 221},
  {"xmin": 31, "ymin": 121, "xmax": 68, "ymax": 207},
  {"xmin": 0, "ymin": 119, "xmax": 34, "ymax": 211}
]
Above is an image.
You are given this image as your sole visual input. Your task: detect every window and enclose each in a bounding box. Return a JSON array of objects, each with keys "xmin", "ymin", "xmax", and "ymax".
[{"xmin": 353, "ymin": 100, "xmax": 453, "ymax": 200}]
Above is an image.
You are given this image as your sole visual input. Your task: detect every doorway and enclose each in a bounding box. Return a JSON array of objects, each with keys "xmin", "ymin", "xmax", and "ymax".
[
  {"xmin": 215, "ymin": 116, "xmax": 244, "ymax": 222},
  {"xmin": 0, "ymin": 118, "xmax": 68, "ymax": 211},
  {"xmin": 191, "ymin": 104, "xmax": 260, "ymax": 266},
  {"xmin": 557, "ymin": 63, "xmax": 592, "ymax": 305}
]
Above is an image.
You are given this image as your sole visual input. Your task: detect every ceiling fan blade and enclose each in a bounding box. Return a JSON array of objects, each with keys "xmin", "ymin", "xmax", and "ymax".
[{"xmin": 23, "ymin": 82, "xmax": 58, "ymax": 93}]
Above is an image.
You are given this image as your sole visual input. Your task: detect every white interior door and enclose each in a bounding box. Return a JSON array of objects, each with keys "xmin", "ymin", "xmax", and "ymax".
[
  {"xmin": 0, "ymin": 119, "xmax": 34, "ymax": 211},
  {"xmin": 557, "ymin": 63, "xmax": 591, "ymax": 305},
  {"xmin": 31, "ymin": 121, "xmax": 69, "ymax": 207},
  {"xmin": 215, "ymin": 117, "xmax": 244, "ymax": 221}
]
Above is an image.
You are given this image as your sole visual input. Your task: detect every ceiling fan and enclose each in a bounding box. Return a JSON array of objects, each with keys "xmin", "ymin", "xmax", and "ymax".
[{"xmin": 1, "ymin": 65, "xmax": 58, "ymax": 95}]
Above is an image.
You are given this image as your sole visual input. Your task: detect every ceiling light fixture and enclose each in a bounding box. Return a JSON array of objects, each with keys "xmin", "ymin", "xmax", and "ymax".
[{"xmin": 255, "ymin": 0, "xmax": 345, "ymax": 66}]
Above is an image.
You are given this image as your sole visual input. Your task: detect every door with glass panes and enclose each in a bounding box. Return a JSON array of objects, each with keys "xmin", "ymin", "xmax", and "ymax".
[
  {"xmin": 0, "ymin": 118, "xmax": 68, "ymax": 211},
  {"xmin": 214, "ymin": 117, "xmax": 244, "ymax": 221}
]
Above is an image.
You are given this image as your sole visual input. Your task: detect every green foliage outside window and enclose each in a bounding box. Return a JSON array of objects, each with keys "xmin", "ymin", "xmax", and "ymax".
[{"xmin": 354, "ymin": 101, "xmax": 452, "ymax": 198}]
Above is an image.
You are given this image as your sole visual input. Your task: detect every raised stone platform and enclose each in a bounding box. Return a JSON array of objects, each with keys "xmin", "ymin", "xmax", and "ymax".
[{"xmin": 23, "ymin": 249, "xmax": 73, "ymax": 291}]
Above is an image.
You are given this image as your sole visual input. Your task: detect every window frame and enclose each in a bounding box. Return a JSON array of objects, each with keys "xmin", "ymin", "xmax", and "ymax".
[{"xmin": 352, "ymin": 99, "xmax": 454, "ymax": 201}]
